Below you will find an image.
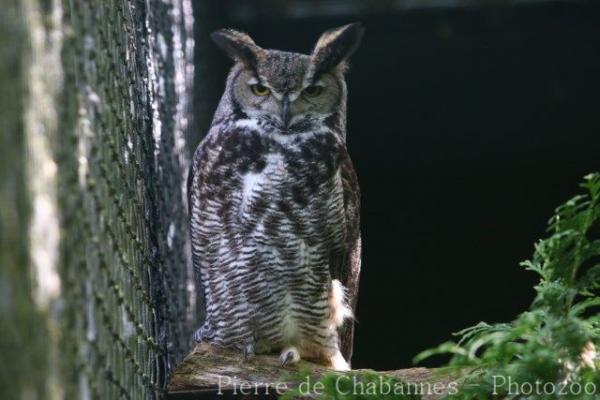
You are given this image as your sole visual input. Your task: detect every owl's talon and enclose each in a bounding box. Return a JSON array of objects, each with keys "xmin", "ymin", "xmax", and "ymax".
[{"xmin": 280, "ymin": 347, "xmax": 300, "ymax": 367}]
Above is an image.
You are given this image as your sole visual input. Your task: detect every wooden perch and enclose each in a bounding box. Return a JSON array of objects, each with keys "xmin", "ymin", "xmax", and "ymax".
[{"xmin": 168, "ymin": 343, "xmax": 458, "ymax": 399}]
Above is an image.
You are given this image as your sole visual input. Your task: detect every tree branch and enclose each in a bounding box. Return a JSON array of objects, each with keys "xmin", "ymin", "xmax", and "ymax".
[{"xmin": 168, "ymin": 343, "xmax": 458, "ymax": 399}]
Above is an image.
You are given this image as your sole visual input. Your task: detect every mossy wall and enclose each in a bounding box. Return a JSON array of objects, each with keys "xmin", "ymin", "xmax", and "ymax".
[
  {"xmin": 1, "ymin": 0, "xmax": 197, "ymax": 398},
  {"xmin": 0, "ymin": 2, "xmax": 50, "ymax": 399}
]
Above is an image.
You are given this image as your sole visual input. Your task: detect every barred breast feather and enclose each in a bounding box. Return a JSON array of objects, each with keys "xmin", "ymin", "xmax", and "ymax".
[{"xmin": 189, "ymin": 117, "xmax": 360, "ymax": 365}]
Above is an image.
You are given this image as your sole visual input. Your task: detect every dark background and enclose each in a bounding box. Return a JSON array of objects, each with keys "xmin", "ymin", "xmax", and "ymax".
[{"xmin": 191, "ymin": 0, "xmax": 600, "ymax": 370}]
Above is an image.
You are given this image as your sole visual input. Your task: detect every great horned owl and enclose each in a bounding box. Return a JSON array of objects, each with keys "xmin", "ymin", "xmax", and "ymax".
[{"xmin": 189, "ymin": 23, "xmax": 363, "ymax": 370}]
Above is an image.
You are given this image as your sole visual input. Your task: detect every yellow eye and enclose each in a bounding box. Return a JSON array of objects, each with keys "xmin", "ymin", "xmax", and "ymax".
[
  {"xmin": 250, "ymin": 84, "xmax": 270, "ymax": 96},
  {"xmin": 303, "ymin": 85, "xmax": 323, "ymax": 98}
]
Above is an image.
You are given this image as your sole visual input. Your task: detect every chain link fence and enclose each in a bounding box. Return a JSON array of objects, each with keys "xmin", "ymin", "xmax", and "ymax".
[{"xmin": 2, "ymin": 0, "xmax": 198, "ymax": 398}]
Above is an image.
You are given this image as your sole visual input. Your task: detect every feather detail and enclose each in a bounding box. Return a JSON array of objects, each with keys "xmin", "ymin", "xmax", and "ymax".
[{"xmin": 329, "ymin": 279, "xmax": 353, "ymax": 328}]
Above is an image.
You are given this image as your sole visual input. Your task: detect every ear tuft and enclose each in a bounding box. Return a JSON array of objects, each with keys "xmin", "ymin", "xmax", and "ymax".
[
  {"xmin": 311, "ymin": 23, "xmax": 364, "ymax": 75},
  {"xmin": 211, "ymin": 28, "xmax": 262, "ymax": 67}
]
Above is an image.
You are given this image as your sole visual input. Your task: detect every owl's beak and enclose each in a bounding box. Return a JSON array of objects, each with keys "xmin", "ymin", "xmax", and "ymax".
[{"xmin": 281, "ymin": 96, "xmax": 291, "ymax": 128}]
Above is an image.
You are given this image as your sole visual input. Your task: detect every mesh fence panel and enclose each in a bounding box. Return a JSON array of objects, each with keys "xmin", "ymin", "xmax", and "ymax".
[{"xmin": 14, "ymin": 0, "xmax": 197, "ymax": 398}]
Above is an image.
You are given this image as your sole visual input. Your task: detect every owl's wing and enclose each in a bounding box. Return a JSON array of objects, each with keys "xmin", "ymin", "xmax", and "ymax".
[
  {"xmin": 188, "ymin": 133, "xmax": 222, "ymax": 316},
  {"xmin": 329, "ymin": 153, "xmax": 361, "ymax": 363},
  {"xmin": 186, "ymin": 151, "xmax": 196, "ymax": 217},
  {"xmin": 188, "ymin": 141, "xmax": 207, "ymax": 297}
]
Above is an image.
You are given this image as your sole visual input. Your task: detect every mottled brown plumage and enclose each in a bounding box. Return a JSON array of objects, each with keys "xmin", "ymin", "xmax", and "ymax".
[{"xmin": 189, "ymin": 23, "xmax": 363, "ymax": 370}]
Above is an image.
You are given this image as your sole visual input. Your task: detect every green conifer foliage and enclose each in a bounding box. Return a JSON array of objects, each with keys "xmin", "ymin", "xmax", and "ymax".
[{"xmin": 416, "ymin": 173, "xmax": 600, "ymax": 399}]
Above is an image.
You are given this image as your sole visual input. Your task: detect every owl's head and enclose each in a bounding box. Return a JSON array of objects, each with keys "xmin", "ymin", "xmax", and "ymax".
[{"xmin": 212, "ymin": 23, "xmax": 364, "ymax": 134}]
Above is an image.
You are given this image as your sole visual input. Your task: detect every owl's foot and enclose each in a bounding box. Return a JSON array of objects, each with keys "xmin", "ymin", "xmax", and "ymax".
[
  {"xmin": 279, "ymin": 346, "xmax": 301, "ymax": 367},
  {"xmin": 329, "ymin": 350, "xmax": 350, "ymax": 371}
]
